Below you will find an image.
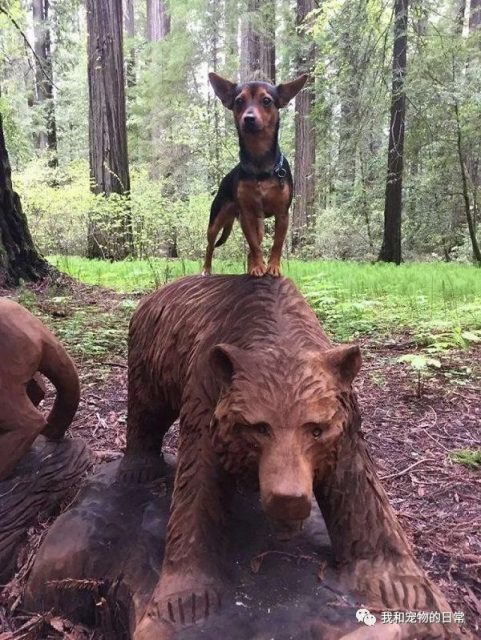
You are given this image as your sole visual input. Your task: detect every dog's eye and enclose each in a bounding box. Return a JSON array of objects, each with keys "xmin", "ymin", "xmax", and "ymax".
[
  {"xmin": 312, "ymin": 427, "xmax": 322, "ymax": 439},
  {"xmin": 235, "ymin": 97, "xmax": 245, "ymax": 107},
  {"xmin": 262, "ymin": 96, "xmax": 272, "ymax": 106}
]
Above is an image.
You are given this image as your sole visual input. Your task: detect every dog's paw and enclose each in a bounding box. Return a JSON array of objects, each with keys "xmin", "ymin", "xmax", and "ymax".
[
  {"xmin": 266, "ymin": 262, "xmax": 282, "ymax": 277},
  {"xmin": 249, "ymin": 263, "xmax": 267, "ymax": 277}
]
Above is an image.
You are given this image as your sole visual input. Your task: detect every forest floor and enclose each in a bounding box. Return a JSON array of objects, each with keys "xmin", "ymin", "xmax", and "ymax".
[{"xmin": 0, "ymin": 263, "xmax": 480, "ymax": 639}]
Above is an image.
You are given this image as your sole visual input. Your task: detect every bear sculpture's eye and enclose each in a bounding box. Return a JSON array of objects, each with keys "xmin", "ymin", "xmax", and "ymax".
[{"xmin": 254, "ymin": 422, "xmax": 269, "ymax": 435}]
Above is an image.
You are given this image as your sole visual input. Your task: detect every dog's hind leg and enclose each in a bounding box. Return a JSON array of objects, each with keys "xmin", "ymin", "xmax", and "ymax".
[{"xmin": 202, "ymin": 202, "xmax": 236, "ymax": 275}]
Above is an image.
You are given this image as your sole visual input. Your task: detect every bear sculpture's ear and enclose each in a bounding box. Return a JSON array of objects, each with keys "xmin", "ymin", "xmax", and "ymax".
[
  {"xmin": 209, "ymin": 343, "xmax": 246, "ymax": 386},
  {"xmin": 208, "ymin": 72, "xmax": 238, "ymax": 109},
  {"xmin": 323, "ymin": 345, "xmax": 362, "ymax": 385},
  {"xmin": 276, "ymin": 74, "xmax": 308, "ymax": 107}
]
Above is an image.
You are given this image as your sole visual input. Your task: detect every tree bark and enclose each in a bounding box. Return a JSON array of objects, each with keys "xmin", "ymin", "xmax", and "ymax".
[
  {"xmin": 146, "ymin": 0, "xmax": 170, "ymax": 42},
  {"xmin": 224, "ymin": 0, "xmax": 240, "ymax": 80},
  {"xmin": 32, "ymin": 0, "xmax": 58, "ymax": 168},
  {"xmin": 292, "ymin": 0, "xmax": 316, "ymax": 249},
  {"xmin": 378, "ymin": 0, "xmax": 408, "ymax": 265},
  {"xmin": 240, "ymin": 0, "xmax": 276, "ymax": 82},
  {"xmin": 451, "ymin": 0, "xmax": 481, "ymax": 263},
  {"xmin": 0, "ymin": 113, "xmax": 49, "ymax": 287},
  {"xmin": 337, "ymin": 2, "xmax": 367, "ymax": 201},
  {"xmin": 470, "ymin": 0, "xmax": 481, "ymax": 29},
  {"xmin": 454, "ymin": 103, "xmax": 481, "ymax": 263},
  {"xmin": 87, "ymin": 0, "xmax": 132, "ymax": 259},
  {"xmin": 124, "ymin": 0, "xmax": 136, "ymax": 87}
]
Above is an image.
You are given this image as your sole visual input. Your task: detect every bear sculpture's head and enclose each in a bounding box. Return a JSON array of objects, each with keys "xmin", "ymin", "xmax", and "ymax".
[{"xmin": 209, "ymin": 343, "xmax": 361, "ymax": 525}]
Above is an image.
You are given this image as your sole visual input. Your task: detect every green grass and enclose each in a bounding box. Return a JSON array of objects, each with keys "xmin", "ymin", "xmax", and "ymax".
[
  {"xmin": 449, "ymin": 449, "xmax": 481, "ymax": 469},
  {"xmin": 48, "ymin": 256, "xmax": 481, "ymax": 343}
]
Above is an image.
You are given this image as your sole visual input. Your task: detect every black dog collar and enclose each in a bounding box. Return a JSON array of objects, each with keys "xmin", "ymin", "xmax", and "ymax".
[{"xmin": 239, "ymin": 152, "xmax": 287, "ymax": 183}]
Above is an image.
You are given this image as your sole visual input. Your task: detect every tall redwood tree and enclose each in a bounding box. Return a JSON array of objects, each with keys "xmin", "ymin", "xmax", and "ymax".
[
  {"xmin": 146, "ymin": 0, "xmax": 170, "ymax": 41},
  {"xmin": 379, "ymin": 0, "xmax": 409, "ymax": 264},
  {"xmin": 240, "ymin": 0, "xmax": 276, "ymax": 82},
  {"xmin": 86, "ymin": 0, "xmax": 131, "ymax": 259},
  {"xmin": 292, "ymin": 0, "xmax": 316, "ymax": 247},
  {"xmin": 32, "ymin": 0, "xmax": 57, "ymax": 167}
]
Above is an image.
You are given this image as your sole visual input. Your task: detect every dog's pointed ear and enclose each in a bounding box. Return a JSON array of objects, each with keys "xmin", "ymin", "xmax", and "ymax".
[
  {"xmin": 209, "ymin": 343, "xmax": 246, "ymax": 385},
  {"xmin": 323, "ymin": 345, "xmax": 362, "ymax": 385},
  {"xmin": 209, "ymin": 72, "xmax": 238, "ymax": 109},
  {"xmin": 276, "ymin": 74, "xmax": 309, "ymax": 107}
]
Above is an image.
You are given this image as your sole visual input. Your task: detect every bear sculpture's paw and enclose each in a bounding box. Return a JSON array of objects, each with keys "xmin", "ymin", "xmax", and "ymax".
[
  {"xmin": 162, "ymin": 586, "xmax": 222, "ymax": 626},
  {"xmin": 135, "ymin": 586, "xmax": 222, "ymax": 639}
]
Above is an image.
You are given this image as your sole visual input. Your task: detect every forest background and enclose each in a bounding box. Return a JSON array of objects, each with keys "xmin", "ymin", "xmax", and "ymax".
[
  {"xmin": 0, "ymin": 3, "xmax": 480, "ymax": 635},
  {"xmin": 1, "ymin": 0, "xmax": 481, "ymax": 266}
]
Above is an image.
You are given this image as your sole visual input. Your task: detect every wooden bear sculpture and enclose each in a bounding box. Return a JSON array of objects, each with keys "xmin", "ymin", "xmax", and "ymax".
[
  {"xmin": 0, "ymin": 298, "xmax": 80, "ymax": 480},
  {"xmin": 127, "ymin": 275, "xmax": 455, "ymax": 640}
]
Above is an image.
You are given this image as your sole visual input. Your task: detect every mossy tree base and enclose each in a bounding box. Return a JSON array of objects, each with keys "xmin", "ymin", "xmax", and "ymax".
[{"xmin": 0, "ymin": 114, "xmax": 50, "ymax": 288}]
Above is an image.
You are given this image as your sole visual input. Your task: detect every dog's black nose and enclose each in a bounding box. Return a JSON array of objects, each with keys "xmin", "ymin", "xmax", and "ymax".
[{"xmin": 243, "ymin": 114, "xmax": 256, "ymax": 126}]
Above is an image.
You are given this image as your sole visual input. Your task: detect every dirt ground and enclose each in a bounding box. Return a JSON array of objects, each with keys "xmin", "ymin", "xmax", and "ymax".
[{"xmin": 0, "ymin": 279, "xmax": 480, "ymax": 639}]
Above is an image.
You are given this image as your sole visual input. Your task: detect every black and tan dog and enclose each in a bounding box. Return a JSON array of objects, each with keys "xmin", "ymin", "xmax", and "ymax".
[{"xmin": 202, "ymin": 73, "xmax": 308, "ymax": 277}]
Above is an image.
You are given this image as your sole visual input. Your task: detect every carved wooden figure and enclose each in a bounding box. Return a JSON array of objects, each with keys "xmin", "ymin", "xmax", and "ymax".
[
  {"xmin": 0, "ymin": 298, "xmax": 80, "ymax": 480},
  {"xmin": 126, "ymin": 275, "xmax": 457, "ymax": 640}
]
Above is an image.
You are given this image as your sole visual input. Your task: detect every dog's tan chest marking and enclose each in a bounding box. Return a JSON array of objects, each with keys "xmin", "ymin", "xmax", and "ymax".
[{"xmin": 237, "ymin": 179, "xmax": 290, "ymax": 218}]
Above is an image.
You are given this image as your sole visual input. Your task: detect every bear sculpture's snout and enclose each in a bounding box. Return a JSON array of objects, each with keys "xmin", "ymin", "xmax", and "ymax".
[{"xmin": 263, "ymin": 490, "xmax": 312, "ymax": 522}]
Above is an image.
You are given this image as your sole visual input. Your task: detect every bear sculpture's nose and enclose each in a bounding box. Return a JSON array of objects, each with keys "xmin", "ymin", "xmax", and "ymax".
[{"xmin": 264, "ymin": 491, "xmax": 311, "ymax": 521}]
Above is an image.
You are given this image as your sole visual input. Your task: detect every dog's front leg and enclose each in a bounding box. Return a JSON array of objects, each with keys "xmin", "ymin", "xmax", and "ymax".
[
  {"xmin": 267, "ymin": 211, "xmax": 289, "ymax": 276},
  {"xmin": 239, "ymin": 210, "xmax": 266, "ymax": 277},
  {"xmin": 134, "ymin": 409, "xmax": 232, "ymax": 639}
]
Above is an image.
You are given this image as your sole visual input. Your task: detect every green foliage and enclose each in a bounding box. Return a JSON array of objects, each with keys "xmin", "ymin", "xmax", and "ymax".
[
  {"xmin": 1, "ymin": 0, "xmax": 481, "ymax": 262},
  {"xmin": 396, "ymin": 354, "xmax": 442, "ymax": 371},
  {"xmin": 449, "ymin": 450, "xmax": 481, "ymax": 470},
  {"xmin": 54, "ymin": 310, "xmax": 127, "ymax": 361},
  {"xmin": 396, "ymin": 353, "xmax": 441, "ymax": 398},
  {"xmin": 49, "ymin": 257, "xmax": 481, "ymax": 344},
  {"xmin": 13, "ymin": 284, "xmax": 132, "ymax": 363},
  {"xmin": 301, "ymin": 261, "xmax": 481, "ymax": 341},
  {"xmin": 14, "ymin": 159, "xmax": 247, "ymax": 259}
]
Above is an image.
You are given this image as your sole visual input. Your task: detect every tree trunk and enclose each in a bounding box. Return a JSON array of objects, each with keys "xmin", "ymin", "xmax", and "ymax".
[
  {"xmin": 292, "ymin": 0, "xmax": 316, "ymax": 249},
  {"xmin": 206, "ymin": 0, "xmax": 223, "ymax": 187},
  {"xmin": 454, "ymin": 103, "xmax": 481, "ymax": 263},
  {"xmin": 146, "ymin": 0, "xmax": 170, "ymax": 42},
  {"xmin": 467, "ymin": 0, "xmax": 481, "ymax": 249},
  {"xmin": 87, "ymin": 0, "xmax": 132, "ymax": 260},
  {"xmin": 224, "ymin": 0, "xmax": 240, "ymax": 80},
  {"xmin": 378, "ymin": 0, "xmax": 408, "ymax": 265},
  {"xmin": 0, "ymin": 113, "xmax": 49, "ymax": 287},
  {"xmin": 240, "ymin": 0, "xmax": 276, "ymax": 82},
  {"xmin": 470, "ymin": 0, "xmax": 481, "ymax": 29},
  {"xmin": 32, "ymin": 0, "xmax": 58, "ymax": 168},
  {"xmin": 145, "ymin": 0, "xmax": 171, "ymax": 178},
  {"xmin": 451, "ymin": 0, "xmax": 481, "ymax": 263},
  {"xmin": 145, "ymin": 0, "xmax": 178, "ymax": 255},
  {"xmin": 337, "ymin": 2, "xmax": 367, "ymax": 202},
  {"xmin": 124, "ymin": 0, "xmax": 136, "ymax": 87}
]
